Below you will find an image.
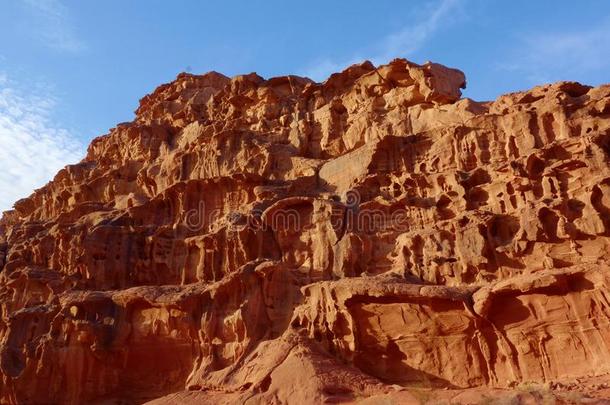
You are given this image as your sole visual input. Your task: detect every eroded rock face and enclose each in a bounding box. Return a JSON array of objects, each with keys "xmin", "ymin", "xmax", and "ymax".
[{"xmin": 1, "ymin": 58, "xmax": 610, "ymax": 404}]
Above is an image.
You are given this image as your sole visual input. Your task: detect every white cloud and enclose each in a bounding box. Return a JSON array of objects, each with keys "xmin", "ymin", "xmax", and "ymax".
[
  {"xmin": 300, "ymin": 0, "xmax": 463, "ymax": 81},
  {"xmin": 371, "ymin": 0, "xmax": 461, "ymax": 65},
  {"xmin": 21, "ymin": 0, "xmax": 86, "ymax": 53},
  {"xmin": 300, "ymin": 57, "xmax": 364, "ymax": 83},
  {"xmin": 499, "ymin": 19, "xmax": 610, "ymax": 85},
  {"xmin": 0, "ymin": 75, "xmax": 84, "ymax": 212}
]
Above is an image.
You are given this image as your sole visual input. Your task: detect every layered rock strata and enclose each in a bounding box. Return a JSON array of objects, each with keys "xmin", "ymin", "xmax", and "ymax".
[{"xmin": 1, "ymin": 58, "xmax": 610, "ymax": 404}]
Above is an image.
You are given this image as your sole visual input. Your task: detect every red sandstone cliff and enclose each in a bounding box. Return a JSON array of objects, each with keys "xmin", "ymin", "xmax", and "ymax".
[{"xmin": 1, "ymin": 59, "xmax": 610, "ymax": 404}]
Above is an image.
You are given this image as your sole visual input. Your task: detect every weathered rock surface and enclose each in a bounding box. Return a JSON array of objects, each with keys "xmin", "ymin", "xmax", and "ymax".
[{"xmin": 2, "ymin": 58, "xmax": 610, "ymax": 404}]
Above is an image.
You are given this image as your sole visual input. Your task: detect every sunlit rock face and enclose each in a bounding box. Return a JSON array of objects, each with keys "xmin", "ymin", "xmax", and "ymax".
[{"xmin": 2, "ymin": 58, "xmax": 610, "ymax": 404}]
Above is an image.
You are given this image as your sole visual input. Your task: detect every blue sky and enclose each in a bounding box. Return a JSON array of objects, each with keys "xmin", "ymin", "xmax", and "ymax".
[{"xmin": 1, "ymin": 0, "xmax": 609, "ymax": 210}]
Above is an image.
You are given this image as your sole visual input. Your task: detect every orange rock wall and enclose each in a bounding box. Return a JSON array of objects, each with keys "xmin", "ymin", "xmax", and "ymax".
[{"xmin": 1, "ymin": 59, "xmax": 610, "ymax": 403}]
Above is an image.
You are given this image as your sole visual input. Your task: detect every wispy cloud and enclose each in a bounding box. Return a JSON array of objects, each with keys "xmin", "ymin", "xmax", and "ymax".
[
  {"xmin": 0, "ymin": 74, "xmax": 84, "ymax": 212},
  {"xmin": 299, "ymin": 58, "xmax": 364, "ymax": 85},
  {"xmin": 371, "ymin": 0, "xmax": 462, "ymax": 65},
  {"xmin": 499, "ymin": 18, "xmax": 610, "ymax": 85},
  {"xmin": 300, "ymin": 0, "xmax": 464, "ymax": 81},
  {"xmin": 21, "ymin": 0, "xmax": 85, "ymax": 53}
]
